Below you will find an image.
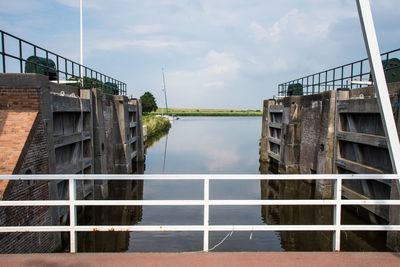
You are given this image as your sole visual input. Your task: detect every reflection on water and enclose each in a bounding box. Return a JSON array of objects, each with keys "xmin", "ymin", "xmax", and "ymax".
[
  {"xmin": 77, "ymin": 180, "xmax": 143, "ymax": 252},
  {"xmin": 162, "ymin": 134, "xmax": 168, "ymax": 173},
  {"xmin": 144, "ymin": 123, "xmax": 170, "ymax": 149},
  {"xmin": 260, "ymin": 162, "xmax": 333, "ymax": 251},
  {"xmin": 135, "ymin": 117, "xmax": 281, "ymax": 252},
  {"xmin": 259, "ymin": 161, "xmax": 390, "ymax": 252},
  {"xmin": 145, "ymin": 117, "xmax": 262, "ymax": 174},
  {"xmin": 79, "ymin": 117, "xmax": 391, "ymax": 252}
]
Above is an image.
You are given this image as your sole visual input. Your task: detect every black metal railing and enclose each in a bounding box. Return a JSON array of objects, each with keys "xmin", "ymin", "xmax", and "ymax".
[
  {"xmin": 278, "ymin": 48, "xmax": 400, "ymax": 96},
  {"xmin": 0, "ymin": 29, "xmax": 127, "ymax": 95}
]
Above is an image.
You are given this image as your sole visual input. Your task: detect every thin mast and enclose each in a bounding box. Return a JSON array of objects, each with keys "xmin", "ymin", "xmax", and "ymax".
[{"xmin": 162, "ymin": 68, "xmax": 169, "ymax": 116}]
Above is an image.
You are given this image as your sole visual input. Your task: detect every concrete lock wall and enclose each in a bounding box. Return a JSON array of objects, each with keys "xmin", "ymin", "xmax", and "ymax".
[
  {"xmin": 260, "ymin": 82, "xmax": 400, "ymax": 250},
  {"xmin": 0, "ymin": 73, "xmax": 144, "ymax": 253}
]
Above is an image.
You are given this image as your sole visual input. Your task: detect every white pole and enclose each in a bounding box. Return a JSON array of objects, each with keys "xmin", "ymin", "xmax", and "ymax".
[
  {"xmin": 80, "ymin": 0, "xmax": 84, "ymax": 83},
  {"xmin": 356, "ymin": 0, "xmax": 400, "ymax": 175}
]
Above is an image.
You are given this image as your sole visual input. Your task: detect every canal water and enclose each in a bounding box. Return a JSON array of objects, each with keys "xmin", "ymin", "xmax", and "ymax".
[
  {"xmin": 136, "ymin": 116, "xmax": 282, "ymax": 252},
  {"xmin": 77, "ymin": 117, "xmax": 390, "ymax": 252}
]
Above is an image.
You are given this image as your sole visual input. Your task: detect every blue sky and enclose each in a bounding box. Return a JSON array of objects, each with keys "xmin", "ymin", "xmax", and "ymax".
[{"xmin": 1, "ymin": 0, "xmax": 400, "ymax": 109}]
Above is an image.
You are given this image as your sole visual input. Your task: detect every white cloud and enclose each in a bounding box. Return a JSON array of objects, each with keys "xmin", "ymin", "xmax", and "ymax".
[
  {"xmin": 269, "ymin": 58, "xmax": 289, "ymax": 73},
  {"xmin": 205, "ymin": 50, "xmax": 241, "ymax": 74},
  {"xmin": 0, "ymin": 0, "xmax": 45, "ymax": 14},
  {"xmin": 249, "ymin": 9, "xmax": 298, "ymax": 42},
  {"xmin": 88, "ymin": 38, "xmax": 204, "ymax": 52},
  {"xmin": 203, "ymin": 81, "xmax": 224, "ymax": 88},
  {"xmin": 169, "ymin": 50, "xmax": 240, "ymax": 88},
  {"xmin": 249, "ymin": 21, "xmax": 271, "ymax": 42},
  {"xmin": 55, "ymin": 0, "xmax": 101, "ymax": 9},
  {"xmin": 164, "ymin": 50, "xmax": 242, "ymax": 107},
  {"xmin": 249, "ymin": 7, "xmax": 357, "ymax": 44},
  {"xmin": 125, "ymin": 24, "xmax": 164, "ymax": 35}
]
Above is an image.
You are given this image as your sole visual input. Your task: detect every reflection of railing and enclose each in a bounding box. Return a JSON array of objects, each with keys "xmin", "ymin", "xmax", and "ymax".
[
  {"xmin": 0, "ymin": 29, "xmax": 127, "ymax": 95},
  {"xmin": 278, "ymin": 48, "xmax": 400, "ymax": 96},
  {"xmin": 0, "ymin": 174, "xmax": 400, "ymax": 252}
]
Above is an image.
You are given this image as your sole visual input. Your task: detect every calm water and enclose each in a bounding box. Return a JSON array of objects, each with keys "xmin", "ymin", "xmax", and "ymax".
[
  {"xmin": 145, "ymin": 116, "xmax": 262, "ymax": 174},
  {"xmin": 133, "ymin": 117, "xmax": 282, "ymax": 252},
  {"xmin": 78, "ymin": 117, "xmax": 390, "ymax": 252}
]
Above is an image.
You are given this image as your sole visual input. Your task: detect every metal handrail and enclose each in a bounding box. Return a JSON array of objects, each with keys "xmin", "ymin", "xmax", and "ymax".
[
  {"xmin": 278, "ymin": 48, "xmax": 400, "ymax": 96},
  {"xmin": 0, "ymin": 29, "xmax": 127, "ymax": 95},
  {"xmin": 0, "ymin": 174, "xmax": 399, "ymax": 253}
]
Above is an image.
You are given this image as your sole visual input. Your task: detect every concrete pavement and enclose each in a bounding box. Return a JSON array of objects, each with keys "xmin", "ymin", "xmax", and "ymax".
[{"xmin": 0, "ymin": 252, "xmax": 399, "ymax": 267}]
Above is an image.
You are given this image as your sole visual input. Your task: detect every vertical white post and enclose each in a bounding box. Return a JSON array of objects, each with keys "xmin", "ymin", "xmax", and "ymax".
[
  {"xmin": 80, "ymin": 0, "xmax": 84, "ymax": 83},
  {"xmin": 203, "ymin": 178, "xmax": 209, "ymax": 252},
  {"xmin": 356, "ymin": 0, "xmax": 400, "ymax": 175},
  {"xmin": 333, "ymin": 177, "xmax": 342, "ymax": 251},
  {"xmin": 69, "ymin": 178, "xmax": 77, "ymax": 253}
]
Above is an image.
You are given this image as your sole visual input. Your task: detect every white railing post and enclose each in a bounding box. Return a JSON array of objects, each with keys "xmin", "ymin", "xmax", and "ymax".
[
  {"xmin": 203, "ymin": 177, "xmax": 209, "ymax": 252},
  {"xmin": 1, "ymin": 174, "xmax": 400, "ymax": 253},
  {"xmin": 69, "ymin": 178, "xmax": 77, "ymax": 253},
  {"xmin": 333, "ymin": 177, "xmax": 342, "ymax": 251}
]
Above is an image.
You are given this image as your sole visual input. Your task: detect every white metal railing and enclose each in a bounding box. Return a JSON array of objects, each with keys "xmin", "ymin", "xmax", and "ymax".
[{"xmin": 0, "ymin": 174, "xmax": 400, "ymax": 253}]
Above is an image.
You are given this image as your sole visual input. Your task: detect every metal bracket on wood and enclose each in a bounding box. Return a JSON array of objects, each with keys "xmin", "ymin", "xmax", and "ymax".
[
  {"xmin": 336, "ymin": 133, "xmax": 346, "ymax": 139},
  {"xmin": 336, "ymin": 160, "xmax": 346, "ymax": 168}
]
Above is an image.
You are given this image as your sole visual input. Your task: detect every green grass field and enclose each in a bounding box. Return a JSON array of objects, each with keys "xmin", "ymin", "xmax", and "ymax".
[{"xmin": 151, "ymin": 108, "xmax": 262, "ymax": 116}]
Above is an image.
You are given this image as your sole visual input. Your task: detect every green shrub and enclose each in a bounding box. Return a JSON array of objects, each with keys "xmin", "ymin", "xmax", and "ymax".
[{"xmin": 142, "ymin": 116, "xmax": 171, "ymax": 147}]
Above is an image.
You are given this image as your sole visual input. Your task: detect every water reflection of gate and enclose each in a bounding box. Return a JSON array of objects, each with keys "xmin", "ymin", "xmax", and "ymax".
[
  {"xmin": 260, "ymin": 162, "xmax": 332, "ymax": 251},
  {"xmin": 261, "ymin": 179, "xmax": 333, "ymax": 251},
  {"xmin": 259, "ymin": 162, "xmax": 394, "ymax": 251},
  {"xmin": 78, "ymin": 179, "xmax": 144, "ymax": 252}
]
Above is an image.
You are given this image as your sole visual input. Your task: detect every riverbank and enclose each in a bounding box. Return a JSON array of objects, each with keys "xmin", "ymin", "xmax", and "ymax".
[
  {"xmin": 142, "ymin": 115, "xmax": 171, "ymax": 147},
  {"xmin": 151, "ymin": 108, "xmax": 262, "ymax": 116}
]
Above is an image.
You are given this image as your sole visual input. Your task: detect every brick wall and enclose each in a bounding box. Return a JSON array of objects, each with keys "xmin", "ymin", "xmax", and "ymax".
[
  {"xmin": 18, "ymin": 119, "xmax": 49, "ymax": 174},
  {"xmin": 0, "ymin": 85, "xmax": 58, "ymax": 253},
  {"xmin": 0, "ymin": 111, "xmax": 38, "ymax": 175},
  {"xmin": 0, "ymin": 86, "xmax": 42, "ymax": 196},
  {"xmin": 0, "ymin": 87, "xmax": 41, "ymax": 111},
  {"xmin": 0, "ymin": 181, "xmax": 57, "ymax": 253},
  {"xmin": 0, "ymin": 116, "xmax": 57, "ymax": 253}
]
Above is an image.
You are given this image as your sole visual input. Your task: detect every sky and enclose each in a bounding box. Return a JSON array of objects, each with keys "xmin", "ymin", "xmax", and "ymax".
[{"xmin": 1, "ymin": 0, "xmax": 400, "ymax": 109}]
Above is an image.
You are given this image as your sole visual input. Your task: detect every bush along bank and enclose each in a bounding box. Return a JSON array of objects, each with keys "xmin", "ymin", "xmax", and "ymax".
[
  {"xmin": 164, "ymin": 111, "xmax": 262, "ymax": 116},
  {"xmin": 143, "ymin": 115, "xmax": 171, "ymax": 147},
  {"xmin": 151, "ymin": 108, "xmax": 262, "ymax": 117}
]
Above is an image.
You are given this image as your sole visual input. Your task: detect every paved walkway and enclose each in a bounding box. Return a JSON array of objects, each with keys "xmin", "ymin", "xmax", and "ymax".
[{"xmin": 0, "ymin": 252, "xmax": 399, "ymax": 267}]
